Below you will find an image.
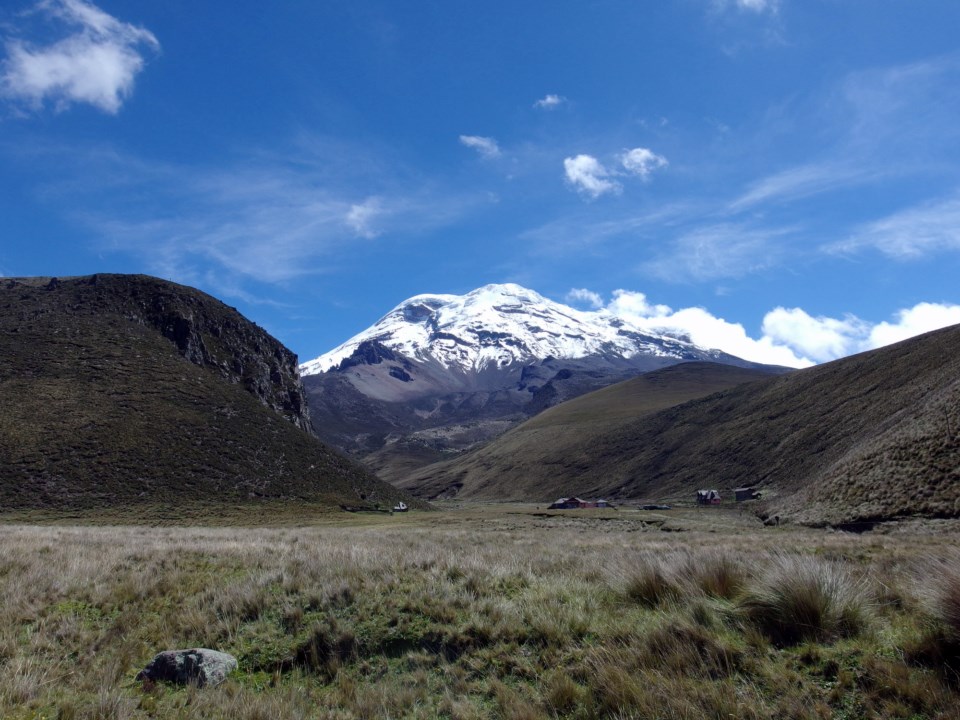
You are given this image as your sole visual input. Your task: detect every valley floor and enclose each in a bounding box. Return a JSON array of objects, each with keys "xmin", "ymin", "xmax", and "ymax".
[{"xmin": 2, "ymin": 504, "xmax": 960, "ymax": 719}]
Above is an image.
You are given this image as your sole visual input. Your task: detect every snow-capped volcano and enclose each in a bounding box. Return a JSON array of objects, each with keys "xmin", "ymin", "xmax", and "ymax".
[{"xmin": 300, "ymin": 283, "xmax": 712, "ymax": 376}]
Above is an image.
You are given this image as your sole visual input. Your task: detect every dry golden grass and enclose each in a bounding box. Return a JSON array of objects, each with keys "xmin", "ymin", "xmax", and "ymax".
[{"xmin": 0, "ymin": 505, "xmax": 959, "ymax": 719}]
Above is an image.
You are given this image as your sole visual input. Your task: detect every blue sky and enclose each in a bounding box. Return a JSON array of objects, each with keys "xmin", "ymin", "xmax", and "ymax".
[{"xmin": 2, "ymin": 0, "xmax": 960, "ymax": 367}]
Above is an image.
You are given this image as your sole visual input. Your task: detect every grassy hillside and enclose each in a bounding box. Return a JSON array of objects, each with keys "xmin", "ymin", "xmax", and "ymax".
[
  {"xmin": 399, "ymin": 362, "xmax": 778, "ymax": 500},
  {"xmin": 0, "ymin": 274, "xmax": 417, "ymax": 516},
  {"xmin": 401, "ymin": 326, "xmax": 960, "ymax": 526}
]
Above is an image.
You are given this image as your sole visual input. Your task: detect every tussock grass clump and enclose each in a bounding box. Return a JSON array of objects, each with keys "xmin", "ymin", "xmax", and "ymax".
[
  {"xmin": 684, "ymin": 551, "xmax": 751, "ymax": 599},
  {"xmin": 640, "ymin": 620, "xmax": 743, "ymax": 678},
  {"xmin": 931, "ymin": 559, "xmax": 960, "ymax": 640},
  {"xmin": 622, "ymin": 556, "xmax": 682, "ymax": 607},
  {"xmin": 906, "ymin": 555, "xmax": 960, "ymax": 683},
  {"xmin": 739, "ymin": 554, "xmax": 873, "ymax": 645}
]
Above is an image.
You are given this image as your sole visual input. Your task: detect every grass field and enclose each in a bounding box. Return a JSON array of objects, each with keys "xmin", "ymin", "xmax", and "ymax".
[{"xmin": 2, "ymin": 504, "xmax": 960, "ymax": 719}]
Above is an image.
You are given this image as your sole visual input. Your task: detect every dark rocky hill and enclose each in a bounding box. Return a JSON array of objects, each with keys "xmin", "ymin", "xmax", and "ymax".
[
  {"xmin": 0, "ymin": 274, "xmax": 416, "ymax": 515},
  {"xmin": 400, "ymin": 326, "xmax": 960, "ymax": 527}
]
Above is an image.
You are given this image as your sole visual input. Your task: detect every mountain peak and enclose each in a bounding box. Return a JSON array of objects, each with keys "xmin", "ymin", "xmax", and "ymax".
[{"xmin": 299, "ymin": 284, "xmax": 720, "ymax": 376}]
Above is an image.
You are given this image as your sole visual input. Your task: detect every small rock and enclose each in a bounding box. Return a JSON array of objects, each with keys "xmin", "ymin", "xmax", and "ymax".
[{"xmin": 136, "ymin": 648, "xmax": 237, "ymax": 687}]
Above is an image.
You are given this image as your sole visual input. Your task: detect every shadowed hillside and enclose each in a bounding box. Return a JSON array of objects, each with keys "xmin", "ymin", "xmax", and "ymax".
[
  {"xmin": 401, "ymin": 326, "xmax": 960, "ymax": 526},
  {"xmin": 398, "ymin": 362, "xmax": 779, "ymax": 499},
  {"xmin": 0, "ymin": 274, "xmax": 416, "ymax": 516}
]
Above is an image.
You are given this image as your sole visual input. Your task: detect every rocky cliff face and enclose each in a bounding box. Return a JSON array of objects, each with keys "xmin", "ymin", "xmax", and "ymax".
[{"xmin": 6, "ymin": 274, "xmax": 312, "ymax": 433}]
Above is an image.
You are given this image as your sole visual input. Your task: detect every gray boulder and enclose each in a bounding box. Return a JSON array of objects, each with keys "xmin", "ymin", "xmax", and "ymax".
[{"xmin": 136, "ymin": 648, "xmax": 237, "ymax": 687}]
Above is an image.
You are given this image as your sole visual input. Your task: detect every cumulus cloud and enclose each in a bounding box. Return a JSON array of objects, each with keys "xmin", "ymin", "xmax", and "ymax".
[
  {"xmin": 606, "ymin": 290, "xmax": 809, "ymax": 367},
  {"xmin": 565, "ymin": 288, "xmax": 604, "ymax": 309},
  {"xmin": 597, "ymin": 289, "xmax": 960, "ymax": 368},
  {"xmin": 0, "ymin": 0, "xmax": 159, "ymax": 113},
  {"xmin": 620, "ymin": 147, "xmax": 668, "ymax": 179},
  {"xmin": 459, "ymin": 135, "xmax": 501, "ymax": 159},
  {"xmin": 563, "ymin": 154, "xmax": 621, "ymax": 199},
  {"xmin": 760, "ymin": 308, "xmax": 869, "ymax": 363},
  {"xmin": 762, "ymin": 303, "xmax": 960, "ymax": 362},
  {"xmin": 564, "ymin": 147, "xmax": 668, "ymax": 199},
  {"xmin": 865, "ymin": 303, "xmax": 960, "ymax": 348},
  {"xmin": 533, "ymin": 94, "xmax": 566, "ymax": 109}
]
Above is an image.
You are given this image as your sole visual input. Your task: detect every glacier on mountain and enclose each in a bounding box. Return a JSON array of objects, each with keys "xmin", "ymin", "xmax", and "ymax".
[{"xmin": 299, "ymin": 283, "xmax": 712, "ymax": 376}]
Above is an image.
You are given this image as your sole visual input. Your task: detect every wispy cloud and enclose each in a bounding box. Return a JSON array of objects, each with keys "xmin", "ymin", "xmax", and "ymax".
[
  {"xmin": 827, "ymin": 194, "xmax": 960, "ymax": 259},
  {"xmin": 0, "ymin": 0, "xmax": 159, "ymax": 113},
  {"xmin": 643, "ymin": 223, "xmax": 793, "ymax": 282},
  {"xmin": 16, "ymin": 139, "xmax": 479, "ymax": 290},
  {"xmin": 533, "ymin": 94, "xmax": 566, "ymax": 110},
  {"xmin": 729, "ymin": 162, "xmax": 868, "ymax": 211},
  {"xmin": 345, "ymin": 197, "xmax": 384, "ymax": 239},
  {"xmin": 459, "ymin": 134, "xmax": 501, "ymax": 159},
  {"xmin": 733, "ymin": 0, "xmax": 779, "ymax": 12}
]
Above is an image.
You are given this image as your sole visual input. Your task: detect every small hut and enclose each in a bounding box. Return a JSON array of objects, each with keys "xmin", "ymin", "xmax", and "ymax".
[
  {"xmin": 548, "ymin": 497, "xmax": 586, "ymax": 510},
  {"xmin": 696, "ymin": 489, "xmax": 722, "ymax": 505}
]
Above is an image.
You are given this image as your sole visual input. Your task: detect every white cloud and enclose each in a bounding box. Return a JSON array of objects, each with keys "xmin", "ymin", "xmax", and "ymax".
[
  {"xmin": 563, "ymin": 154, "xmax": 620, "ymax": 199},
  {"xmin": 606, "ymin": 289, "xmax": 673, "ymax": 319},
  {"xmin": 762, "ymin": 303, "xmax": 960, "ymax": 363},
  {"xmin": 533, "ymin": 94, "xmax": 566, "ymax": 110},
  {"xmin": 0, "ymin": 0, "xmax": 159, "ymax": 114},
  {"xmin": 459, "ymin": 135, "xmax": 501, "ymax": 159},
  {"xmin": 564, "ymin": 146, "xmax": 667, "ymax": 199},
  {"xmin": 761, "ymin": 307, "xmax": 868, "ymax": 363},
  {"xmin": 345, "ymin": 197, "xmax": 383, "ymax": 239},
  {"xmin": 829, "ymin": 195, "xmax": 960, "ymax": 259},
  {"xmin": 565, "ymin": 288, "xmax": 604, "ymax": 309},
  {"xmin": 606, "ymin": 290, "xmax": 810, "ymax": 367},
  {"xmin": 867, "ymin": 303, "xmax": 960, "ymax": 348},
  {"xmin": 620, "ymin": 147, "xmax": 668, "ymax": 179},
  {"xmin": 600, "ymin": 290, "xmax": 960, "ymax": 368}
]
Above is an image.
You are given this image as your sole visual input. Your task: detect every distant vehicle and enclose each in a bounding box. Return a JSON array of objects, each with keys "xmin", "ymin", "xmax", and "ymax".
[
  {"xmin": 640, "ymin": 504, "xmax": 672, "ymax": 510},
  {"xmin": 393, "ymin": 501, "xmax": 408, "ymax": 512}
]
